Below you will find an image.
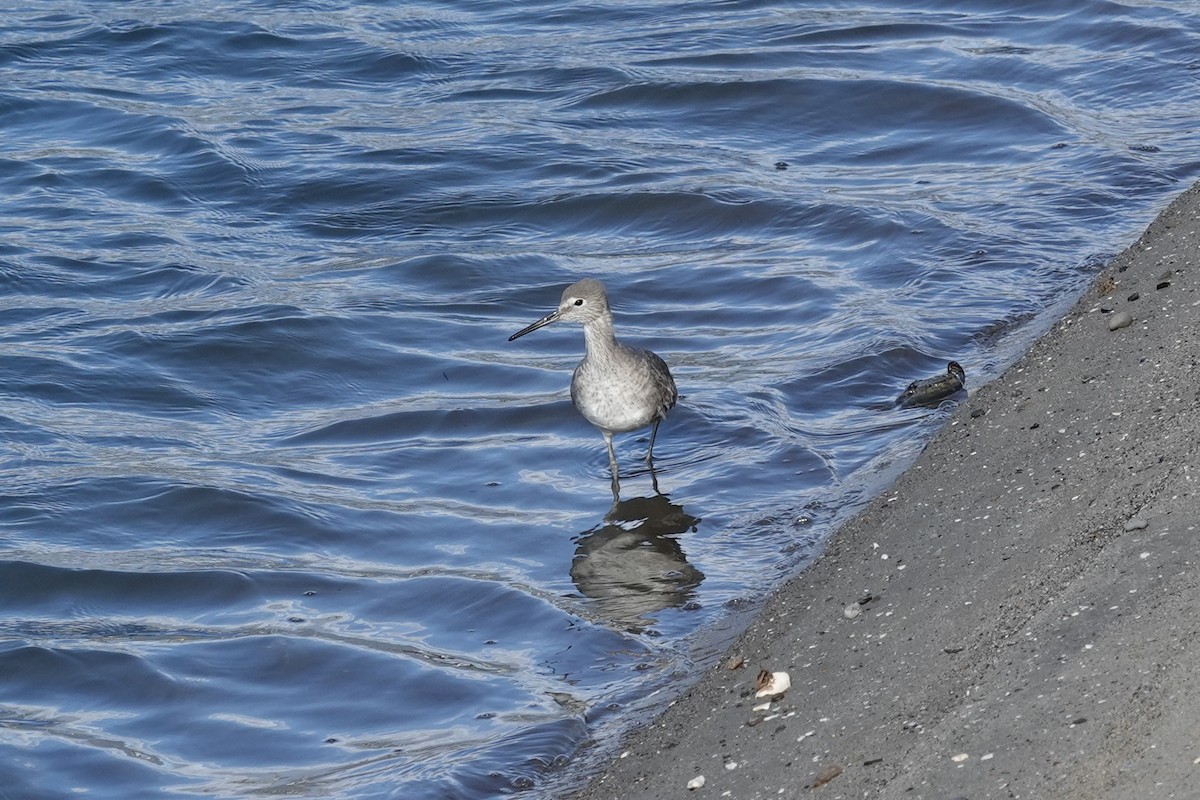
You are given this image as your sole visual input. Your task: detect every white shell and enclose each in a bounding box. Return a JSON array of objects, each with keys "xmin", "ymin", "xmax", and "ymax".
[{"xmin": 755, "ymin": 671, "xmax": 792, "ymax": 698}]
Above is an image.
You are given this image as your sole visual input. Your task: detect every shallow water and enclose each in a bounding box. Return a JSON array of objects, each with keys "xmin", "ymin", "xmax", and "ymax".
[{"xmin": 1, "ymin": 1, "xmax": 1199, "ymax": 797}]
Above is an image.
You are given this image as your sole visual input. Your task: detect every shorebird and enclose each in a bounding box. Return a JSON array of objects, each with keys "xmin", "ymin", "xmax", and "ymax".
[{"xmin": 509, "ymin": 278, "xmax": 677, "ymax": 482}]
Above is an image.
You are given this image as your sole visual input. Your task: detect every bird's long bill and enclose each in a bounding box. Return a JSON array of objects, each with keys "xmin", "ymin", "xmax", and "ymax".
[{"xmin": 508, "ymin": 309, "xmax": 561, "ymax": 341}]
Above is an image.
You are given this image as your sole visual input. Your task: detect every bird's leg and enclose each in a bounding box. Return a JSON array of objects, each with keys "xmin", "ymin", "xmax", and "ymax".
[
  {"xmin": 604, "ymin": 431, "xmax": 619, "ymax": 478},
  {"xmin": 645, "ymin": 419, "xmax": 663, "ymax": 464},
  {"xmin": 603, "ymin": 431, "xmax": 621, "ymax": 496}
]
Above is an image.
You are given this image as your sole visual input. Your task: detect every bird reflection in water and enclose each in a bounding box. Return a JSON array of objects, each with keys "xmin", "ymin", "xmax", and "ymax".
[{"xmin": 570, "ymin": 491, "xmax": 703, "ymax": 633}]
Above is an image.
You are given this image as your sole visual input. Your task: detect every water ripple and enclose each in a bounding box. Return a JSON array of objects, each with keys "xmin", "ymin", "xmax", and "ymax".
[{"xmin": 1, "ymin": 1, "xmax": 1199, "ymax": 798}]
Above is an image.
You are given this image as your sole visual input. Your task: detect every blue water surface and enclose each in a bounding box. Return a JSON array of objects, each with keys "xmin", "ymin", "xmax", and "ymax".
[{"xmin": 1, "ymin": 1, "xmax": 1199, "ymax": 797}]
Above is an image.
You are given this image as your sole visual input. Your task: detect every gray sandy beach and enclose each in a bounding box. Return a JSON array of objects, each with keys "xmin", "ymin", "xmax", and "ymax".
[{"xmin": 574, "ymin": 179, "xmax": 1200, "ymax": 800}]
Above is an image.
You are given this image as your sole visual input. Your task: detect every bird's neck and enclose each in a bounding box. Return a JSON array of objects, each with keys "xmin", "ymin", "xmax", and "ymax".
[{"xmin": 582, "ymin": 314, "xmax": 618, "ymax": 358}]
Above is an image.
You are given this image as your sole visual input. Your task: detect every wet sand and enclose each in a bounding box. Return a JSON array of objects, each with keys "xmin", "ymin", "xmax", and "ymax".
[{"xmin": 573, "ymin": 179, "xmax": 1200, "ymax": 799}]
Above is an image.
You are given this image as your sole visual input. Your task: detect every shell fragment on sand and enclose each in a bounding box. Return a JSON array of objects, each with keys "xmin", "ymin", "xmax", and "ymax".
[{"xmin": 754, "ymin": 669, "xmax": 792, "ymax": 698}]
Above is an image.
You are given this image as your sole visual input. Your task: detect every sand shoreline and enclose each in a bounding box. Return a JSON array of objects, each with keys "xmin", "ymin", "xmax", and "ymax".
[{"xmin": 572, "ymin": 179, "xmax": 1200, "ymax": 799}]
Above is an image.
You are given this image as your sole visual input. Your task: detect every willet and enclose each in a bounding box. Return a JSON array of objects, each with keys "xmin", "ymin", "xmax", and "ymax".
[{"xmin": 509, "ymin": 278, "xmax": 677, "ymax": 483}]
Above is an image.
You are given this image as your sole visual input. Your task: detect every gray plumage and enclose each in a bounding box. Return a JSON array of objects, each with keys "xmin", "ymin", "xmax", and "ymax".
[{"xmin": 510, "ymin": 278, "xmax": 677, "ymax": 480}]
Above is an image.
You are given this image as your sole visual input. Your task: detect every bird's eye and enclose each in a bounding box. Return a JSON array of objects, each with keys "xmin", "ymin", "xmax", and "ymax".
[{"xmin": 573, "ymin": 298, "xmax": 584, "ymax": 306}]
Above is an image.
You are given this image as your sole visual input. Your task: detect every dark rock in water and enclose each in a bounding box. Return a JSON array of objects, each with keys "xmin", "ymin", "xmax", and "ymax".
[{"xmin": 896, "ymin": 361, "xmax": 966, "ymax": 408}]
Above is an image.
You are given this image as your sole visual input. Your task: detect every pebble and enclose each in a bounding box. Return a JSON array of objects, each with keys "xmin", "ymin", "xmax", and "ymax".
[
  {"xmin": 1109, "ymin": 311, "xmax": 1133, "ymax": 331},
  {"xmin": 811, "ymin": 764, "xmax": 844, "ymax": 788},
  {"xmin": 844, "ymin": 602, "xmax": 863, "ymax": 619},
  {"xmin": 1124, "ymin": 517, "xmax": 1148, "ymax": 531},
  {"xmin": 687, "ymin": 775, "xmax": 705, "ymax": 790}
]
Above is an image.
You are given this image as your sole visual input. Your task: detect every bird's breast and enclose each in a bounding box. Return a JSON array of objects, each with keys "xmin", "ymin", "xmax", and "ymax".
[{"xmin": 570, "ymin": 352, "xmax": 675, "ymax": 434}]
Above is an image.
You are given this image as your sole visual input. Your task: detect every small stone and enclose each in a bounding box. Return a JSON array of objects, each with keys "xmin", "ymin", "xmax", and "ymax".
[
  {"xmin": 686, "ymin": 774, "xmax": 705, "ymax": 790},
  {"xmin": 811, "ymin": 764, "xmax": 844, "ymax": 788},
  {"xmin": 844, "ymin": 602, "xmax": 863, "ymax": 619},
  {"xmin": 951, "ymin": 753, "xmax": 969, "ymax": 763},
  {"xmin": 1127, "ymin": 292, "xmax": 1140, "ymax": 301},
  {"xmin": 1124, "ymin": 517, "xmax": 1148, "ymax": 531},
  {"xmin": 1108, "ymin": 311, "xmax": 1133, "ymax": 331},
  {"xmin": 1157, "ymin": 280, "xmax": 1170, "ymax": 290},
  {"xmin": 774, "ymin": 161, "xmax": 789, "ymax": 171},
  {"xmin": 970, "ymin": 408, "xmax": 986, "ymax": 418}
]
